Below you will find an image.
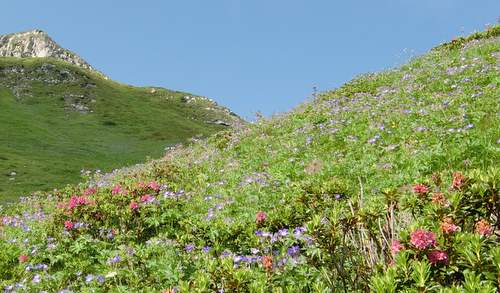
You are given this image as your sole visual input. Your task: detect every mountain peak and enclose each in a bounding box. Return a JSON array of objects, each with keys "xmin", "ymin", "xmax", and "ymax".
[{"xmin": 0, "ymin": 29, "xmax": 95, "ymax": 71}]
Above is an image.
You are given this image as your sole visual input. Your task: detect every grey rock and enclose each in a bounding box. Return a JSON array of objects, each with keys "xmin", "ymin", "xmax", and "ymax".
[{"xmin": 0, "ymin": 29, "xmax": 95, "ymax": 72}]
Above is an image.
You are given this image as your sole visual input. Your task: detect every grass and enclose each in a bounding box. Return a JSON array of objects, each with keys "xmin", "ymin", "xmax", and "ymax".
[
  {"xmin": 0, "ymin": 58, "xmax": 241, "ymax": 202},
  {"xmin": 0, "ymin": 26, "xmax": 498, "ymax": 292}
]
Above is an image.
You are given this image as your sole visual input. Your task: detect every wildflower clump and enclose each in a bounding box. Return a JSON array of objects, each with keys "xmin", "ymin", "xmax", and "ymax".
[
  {"xmin": 255, "ymin": 211, "xmax": 267, "ymax": 224},
  {"xmin": 427, "ymin": 250, "xmax": 449, "ymax": 265},
  {"xmin": 390, "ymin": 240, "xmax": 404, "ymax": 255},
  {"xmin": 412, "ymin": 184, "xmax": 429, "ymax": 195},
  {"xmin": 475, "ymin": 219, "xmax": 492, "ymax": 236},
  {"xmin": 410, "ymin": 229, "xmax": 436, "ymax": 250},
  {"xmin": 372, "ymin": 169, "xmax": 499, "ymax": 291},
  {"xmin": 440, "ymin": 218, "xmax": 460, "ymax": 234}
]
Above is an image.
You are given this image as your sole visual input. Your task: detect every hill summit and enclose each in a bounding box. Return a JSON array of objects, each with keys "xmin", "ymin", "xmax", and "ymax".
[
  {"xmin": 0, "ymin": 29, "xmax": 95, "ymax": 71},
  {"xmin": 0, "ymin": 29, "xmax": 243, "ymax": 201}
]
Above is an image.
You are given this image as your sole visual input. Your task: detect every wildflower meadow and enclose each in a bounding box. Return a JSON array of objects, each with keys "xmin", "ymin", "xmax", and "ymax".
[{"xmin": 0, "ymin": 26, "xmax": 498, "ymax": 292}]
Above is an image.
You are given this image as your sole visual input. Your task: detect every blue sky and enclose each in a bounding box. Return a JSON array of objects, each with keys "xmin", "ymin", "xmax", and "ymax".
[{"xmin": 1, "ymin": 1, "xmax": 498, "ymax": 120}]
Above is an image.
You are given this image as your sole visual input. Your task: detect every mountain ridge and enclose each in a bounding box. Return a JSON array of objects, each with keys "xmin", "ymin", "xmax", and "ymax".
[
  {"xmin": 0, "ymin": 29, "xmax": 97, "ymax": 73},
  {"xmin": 0, "ymin": 30, "xmax": 244, "ymax": 201}
]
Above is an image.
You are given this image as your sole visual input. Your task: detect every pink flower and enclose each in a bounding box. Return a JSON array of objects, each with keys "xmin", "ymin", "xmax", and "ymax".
[
  {"xmin": 452, "ymin": 172, "xmax": 465, "ymax": 189},
  {"xmin": 413, "ymin": 184, "xmax": 429, "ymax": 194},
  {"xmin": 440, "ymin": 218, "xmax": 460, "ymax": 234},
  {"xmin": 136, "ymin": 182, "xmax": 147, "ymax": 189},
  {"xmin": 76, "ymin": 196, "xmax": 87, "ymax": 205},
  {"xmin": 18, "ymin": 255, "xmax": 29, "ymax": 262},
  {"xmin": 431, "ymin": 192, "xmax": 448, "ymax": 207},
  {"xmin": 410, "ymin": 229, "xmax": 436, "ymax": 250},
  {"xmin": 68, "ymin": 195, "xmax": 89, "ymax": 210},
  {"xmin": 140, "ymin": 194, "xmax": 154, "ymax": 203},
  {"xmin": 129, "ymin": 200, "xmax": 139, "ymax": 210},
  {"xmin": 390, "ymin": 240, "xmax": 405, "ymax": 255},
  {"xmin": 83, "ymin": 187, "xmax": 97, "ymax": 196},
  {"xmin": 475, "ymin": 219, "xmax": 493, "ymax": 236},
  {"xmin": 112, "ymin": 184, "xmax": 122, "ymax": 195},
  {"xmin": 68, "ymin": 196, "xmax": 78, "ymax": 210},
  {"xmin": 256, "ymin": 211, "xmax": 267, "ymax": 224},
  {"xmin": 427, "ymin": 250, "xmax": 449, "ymax": 265},
  {"xmin": 64, "ymin": 220, "xmax": 74, "ymax": 230},
  {"xmin": 148, "ymin": 181, "xmax": 160, "ymax": 191}
]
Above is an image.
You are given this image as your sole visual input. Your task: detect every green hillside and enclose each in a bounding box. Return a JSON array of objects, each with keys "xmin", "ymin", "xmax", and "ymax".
[
  {"xmin": 0, "ymin": 26, "xmax": 498, "ymax": 291},
  {"xmin": 0, "ymin": 58, "xmax": 241, "ymax": 201}
]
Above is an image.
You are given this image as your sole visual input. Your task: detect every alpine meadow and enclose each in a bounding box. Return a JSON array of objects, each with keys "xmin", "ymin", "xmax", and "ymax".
[{"xmin": 0, "ymin": 23, "xmax": 499, "ymax": 292}]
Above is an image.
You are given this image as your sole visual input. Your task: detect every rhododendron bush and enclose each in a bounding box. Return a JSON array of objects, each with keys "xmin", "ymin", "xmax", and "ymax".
[{"xmin": 371, "ymin": 168, "xmax": 499, "ymax": 291}]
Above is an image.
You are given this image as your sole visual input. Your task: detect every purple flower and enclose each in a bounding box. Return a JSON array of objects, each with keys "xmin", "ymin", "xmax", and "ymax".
[
  {"xmin": 32, "ymin": 274, "xmax": 41, "ymax": 284},
  {"xmin": 250, "ymin": 248, "xmax": 260, "ymax": 255},
  {"xmin": 277, "ymin": 229, "xmax": 289, "ymax": 237},
  {"xmin": 184, "ymin": 244, "xmax": 195, "ymax": 252},
  {"xmin": 108, "ymin": 255, "xmax": 121, "ymax": 265},
  {"xmin": 294, "ymin": 227, "xmax": 306, "ymax": 236},
  {"xmin": 96, "ymin": 275, "xmax": 105, "ymax": 283},
  {"xmin": 85, "ymin": 274, "xmax": 94, "ymax": 283},
  {"xmin": 334, "ymin": 194, "xmax": 344, "ymax": 200},
  {"xmin": 464, "ymin": 123, "xmax": 474, "ymax": 130},
  {"xmin": 287, "ymin": 246, "xmax": 300, "ymax": 256},
  {"xmin": 202, "ymin": 246, "xmax": 211, "ymax": 253},
  {"xmin": 34, "ymin": 263, "xmax": 48, "ymax": 270}
]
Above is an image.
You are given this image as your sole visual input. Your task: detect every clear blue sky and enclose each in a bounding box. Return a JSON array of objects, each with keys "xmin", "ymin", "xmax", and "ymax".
[{"xmin": 1, "ymin": 1, "xmax": 498, "ymax": 120}]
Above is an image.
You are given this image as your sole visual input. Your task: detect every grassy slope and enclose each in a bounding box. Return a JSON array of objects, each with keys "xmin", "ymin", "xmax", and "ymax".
[
  {"xmin": 0, "ymin": 27, "xmax": 498, "ymax": 291},
  {"xmin": 0, "ymin": 58, "xmax": 239, "ymax": 201}
]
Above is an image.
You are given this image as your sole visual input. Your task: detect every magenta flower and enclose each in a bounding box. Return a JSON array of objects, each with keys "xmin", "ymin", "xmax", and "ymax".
[
  {"xmin": 140, "ymin": 194, "xmax": 154, "ymax": 203},
  {"xmin": 83, "ymin": 187, "xmax": 97, "ymax": 196},
  {"xmin": 390, "ymin": 240, "xmax": 405, "ymax": 255},
  {"xmin": 427, "ymin": 250, "xmax": 448, "ymax": 265},
  {"xmin": 148, "ymin": 181, "xmax": 160, "ymax": 191},
  {"xmin": 68, "ymin": 195, "xmax": 90, "ymax": 210},
  {"xmin": 111, "ymin": 184, "xmax": 122, "ymax": 195},
  {"xmin": 410, "ymin": 229, "xmax": 436, "ymax": 250},
  {"xmin": 413, "ymin": 184, "xmax": 429, "ymax": 194},
  {"xmin": 256, "ymin": 211, "xmax": 267, "ymax": 224},
  {"xmin": 129, "ymin": 200, "xmax": 139, "ymax": 210},
  {"xmin": 18, "ymin": 255, "xmax": 29, "ymax": 262},
  {"xmin": 64, "ymin": 220, "xmax": 74, "ymax": 230}
]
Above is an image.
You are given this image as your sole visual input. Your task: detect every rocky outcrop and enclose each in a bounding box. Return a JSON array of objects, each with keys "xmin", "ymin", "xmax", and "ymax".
[{"xmin": 0, "ymin": 29, "xmax": 95, "ymax": 71}]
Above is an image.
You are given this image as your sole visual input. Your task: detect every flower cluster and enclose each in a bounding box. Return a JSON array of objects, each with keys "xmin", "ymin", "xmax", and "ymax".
[
  {"xmin": 390, "ymin": 240, "xmax": 405, "ymax": 255},
  {"xmin": 440, "ymin": 218, "xmax": 460, "ymax": 234},
  {"xmin": 255, "ymin": 211, "xmax": 267, "ymax": 224},
  {"xmin": 475, "ymin": 219, "xmax": 492, "ymax": 236},
  {"xmin": 410, "ymin": 229, "xmax": 436, "ymax": 250},
  {"xmin": 427, "ymin": 250, "xmax": 449, "ymax": 265},
  {"xmin": 412, "ymin": 184, "xmax": 429, "ymax": 195},
  {"xmin": 451, "ymin": 172, "xmax": 465, "ymax": 189}
]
